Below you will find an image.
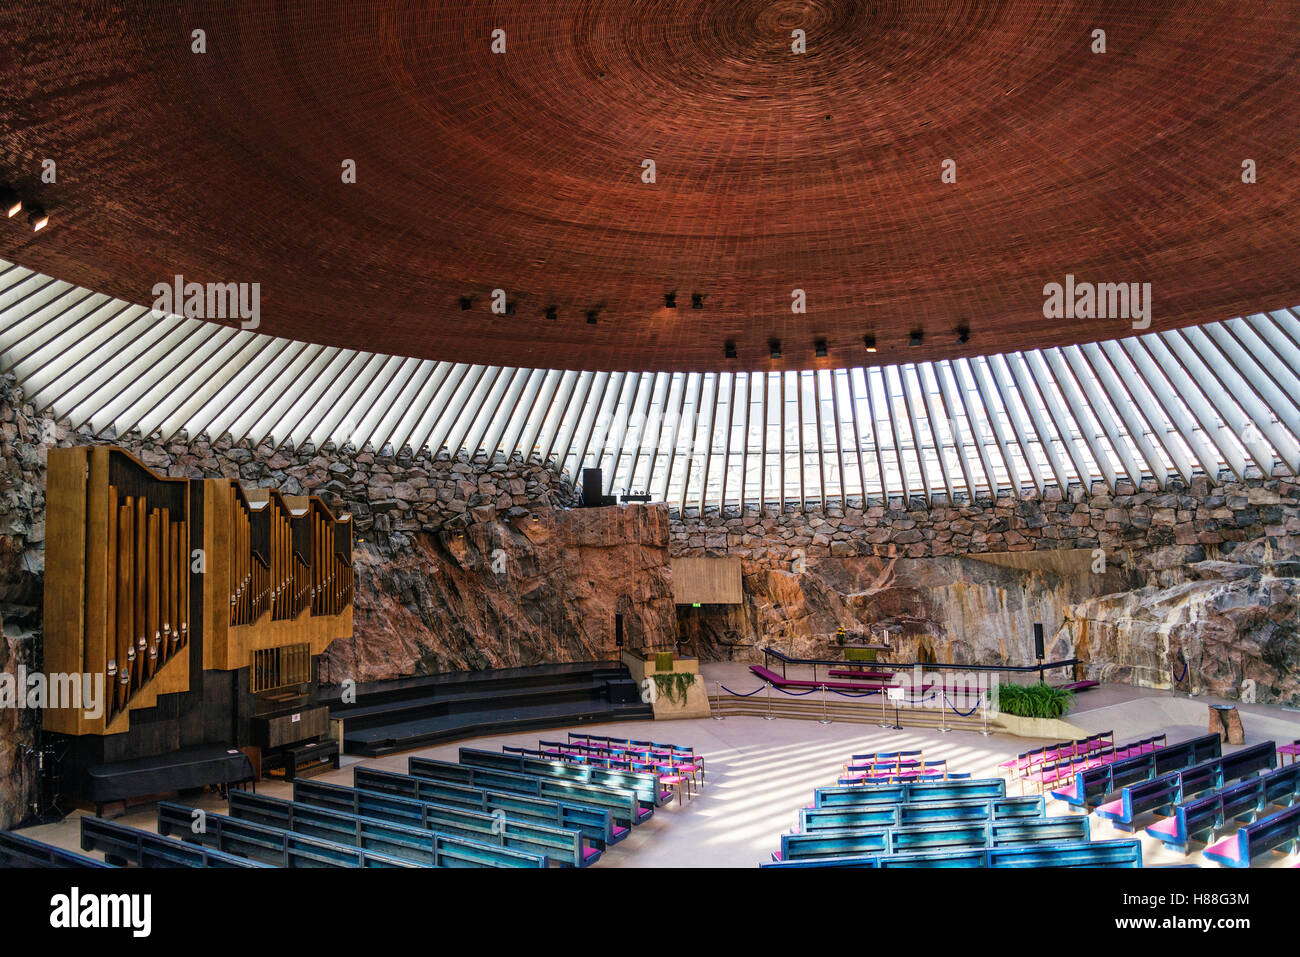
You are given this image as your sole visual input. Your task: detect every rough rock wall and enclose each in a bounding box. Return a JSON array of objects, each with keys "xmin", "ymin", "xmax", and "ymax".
[{"xmin": 673, "ymin": 480, "xmax": 1300, "ymax": 706}]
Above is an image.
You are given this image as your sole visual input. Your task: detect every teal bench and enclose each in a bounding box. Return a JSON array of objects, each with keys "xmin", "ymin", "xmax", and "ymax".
[
  {"xmin": 355, "ymin": 766, "xmax": 620, "ymax": 846},
  {"xmin": 988, "ymin": 838, "xmax": 1142, "ymax": 867},
  {"xmin": 1202, "ymin": 803, "xmax": 1300, "ymax": 867},
  {"xmin": 82, "ymin": 815, "xmax": 270, "ymax": 868},
  {"xmin": 764, "ymin": 837, "xmax": 1139, "ymax": 868},
  {"xmin": 292, "ymin": 778, "xmax": 594, "ymax": 866},
  {"xmin": 0, "ymin": 829, "xmax": 115, "ymax": 868},
  {"xmin": 156, "ymin": 801, "xmax": 419, "ymax": 867},
  {"xmin": 777, "ymin": 814, "xmax": 1088, "ymax": 861},
  {"xmin": 814, "ymin": 778, "xmax": 1006, "ymax": 808},
  {"xmin": 898, "ymin": 795, "xmax": 1044, "ymax": 825},
  {"xmin": 409, "ymin": 755, "xmax": 649, "ymax": 828},
  {"xmin": 459, "ymin": 747, "xmax": 668, "ymax": 809}
]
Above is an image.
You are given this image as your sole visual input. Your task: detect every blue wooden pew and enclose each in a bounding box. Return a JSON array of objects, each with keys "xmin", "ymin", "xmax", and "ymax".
[
  {"xmin": 83, "ymin": 815, "xmax": 271, "ymax": 868},
  {"xmin": 291, "ymin": 778, "xmax": 595, "ymax": 866},
  {"xmin": 1097, "ymin": 740, "xmax": 1276, "ymax": 831},
  {"xmin": 814, "ymin": 778, "xmax": 1006, "ymax": 808},
  {"xmin": 156, "ymin": 802, "xmax": 420, "ymax": 867},
  {"xmin": 797, "ymin": 796, "xmax": 1045, "ymax": 833},
  {"xmin": 763, "ymin": 837, "xmax": 1140, "ymax": 868},
  {"xmin": 355, "ymin": 766, "xmax": 621, "ymax": 847},
  {"xmin": 0, "ymin": 829, "xmax": 116, "ymax": 868},
  {"xmin": 1202, "ymin": 803, "xmax": 1300, "ymax": 867},
  {"xmin": 459, "ymin": 746, "xmax": 668, "ymax": 809},
  {"xmin": 989, "ymin": 815, "xmax": 1090, "ymax": 846},
  {"xmin": 1144, "ymin": 760, "xmax": 1300, "ymax": 854},
  {"xmin": 777, "ymin": 814, "xmax": 1089, "ymax": 861},
  {"xmin": 989, "ymin": 838, "xmax": 1142, "ymax": 867},
  {"xmin": 408, "ymin": 755, "xmax": 650, "ymax": 828},
  {"xmin": 1144, "ymin": 777, "xmax": 1266, "ymax": 855},
  {"xmin": 899, "ymin": 795, "xmax": 1044, "ymax": 825},
  {"xmin": 761, "ymin": 854, "xmax": 880, "ymax": 868},
  {"xmin": 1051, "ymin": 733, "xmax": 1222, "ymax": 809}
]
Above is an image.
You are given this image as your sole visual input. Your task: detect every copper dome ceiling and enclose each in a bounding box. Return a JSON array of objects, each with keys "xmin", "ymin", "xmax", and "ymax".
[{"xmin": 0, "ymin": 1, "xmax": 1298, "ymax": 373}]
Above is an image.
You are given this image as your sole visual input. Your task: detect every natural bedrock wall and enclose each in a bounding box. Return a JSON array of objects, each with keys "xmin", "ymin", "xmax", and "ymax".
[{"xmin": 672, "ymin": 484, "xmax": 1300, "ymax": 707}]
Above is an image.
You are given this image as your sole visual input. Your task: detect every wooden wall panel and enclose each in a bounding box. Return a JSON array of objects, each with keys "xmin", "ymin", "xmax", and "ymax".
[{"xmin": 670, "ymin": 556, "xmax": 743, "ymax": 605}]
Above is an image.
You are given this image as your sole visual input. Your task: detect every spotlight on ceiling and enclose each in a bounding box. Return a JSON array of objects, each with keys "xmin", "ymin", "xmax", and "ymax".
[
  {"xmin": 956, "ymin": 325, "xmax": 970, "ymax": 344},
  {"xmin": 909, "ymin": 329, "xmax": 923, "ymax": 347},
  {"xmin": 586, "ymin": 310, "xmax": 598, "ymax": 325},
  {"xmin": 814, "ymin": 338, "xmax": 828, "ymax": 358},
  {"xmin": 863, "ymin": 334, "xmax": 877, "ymax": 353},
  {"xmin": 0, "ymin": 186, "xmax": 20, "ymax": 218},
  {"xmin": 724, "ymin": 340, "xmax": 737, "ymax": 359},
  {"xmin": 27, "ymin": 206, "xmax": 48, "ymax": 231},
  {"xmin": 505, "ymin": 301, "xmax": 516, "ymax": 316},
  {"xmin": 769, "ymin": 339, "xmax": 782, "ymax": 359},
  {"xmin": 459, "ymin": 296, "xmax": 473, "ymax": 310},
  {"xmin": 691, "ymin": 294, "xmax": 704, "ymax": 309},
  {"xmin": 664, "ymin": 293, "xmax": 676, "ymax": 309},
  {"xmin": 544, "ymin": 306, "xmax": 557, "ymax": 320}
]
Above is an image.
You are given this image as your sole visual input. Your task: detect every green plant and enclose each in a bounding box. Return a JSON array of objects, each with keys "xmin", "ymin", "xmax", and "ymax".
[
  {"xmin": 996, "ymin": 682, "xmax": 1075, "ymax": 719},
  {"xmin": 651, "ymin": 671, "xmax": 696, "ymax": 706}
]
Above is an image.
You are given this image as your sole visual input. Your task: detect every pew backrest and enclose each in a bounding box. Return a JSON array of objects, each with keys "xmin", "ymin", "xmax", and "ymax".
[
  {"xmin": 86, "ymin": 814, "xmax": 269, "ymax": 868},
  {"xmin": 0, "ymin": 829, "xmax": 115, "ymax": 868}
]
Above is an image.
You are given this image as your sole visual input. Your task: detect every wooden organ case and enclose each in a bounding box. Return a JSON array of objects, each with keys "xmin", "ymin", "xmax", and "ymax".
[{"xmin": 42, "ymin": 446, "xmax": 354, "ymax": 804}]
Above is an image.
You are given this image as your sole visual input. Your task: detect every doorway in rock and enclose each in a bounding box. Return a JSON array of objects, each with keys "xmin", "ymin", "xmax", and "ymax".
[{"xmin": 675, "ymin": 604, "xmax": 756, "ymax": 661}]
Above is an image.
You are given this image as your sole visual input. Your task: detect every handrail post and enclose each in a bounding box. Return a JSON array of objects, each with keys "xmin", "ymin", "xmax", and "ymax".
[
  {"xmin": 712, "ymin": 680, "xmax": 725, "ymax": 720},
  {"xmin": 763, "ymin": 681, "xmax": 775, "ymax": 721},
  {"xmin": 938, "ymin": 689, "xmax": 950, "ymax": 733},
  {"xmin": 819, "ymin": 684, "xmax": 832, "ymax": 725},
  {"xmin": 980, "ymin": 693, "xmax": 992, "ymax": 736}
]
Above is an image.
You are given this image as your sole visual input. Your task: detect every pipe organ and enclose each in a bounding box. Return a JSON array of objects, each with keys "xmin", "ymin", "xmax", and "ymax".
[
  {"xmin": 202, "ymin": 484, "xmax": 353, "ymax": 674},
  {"xmin": 44, "ymin": 447, "xmax": 191, "ymax": 735},
  {"xmin": 43, "ymin": 447, "xmax": 355, "ymax": 736}
]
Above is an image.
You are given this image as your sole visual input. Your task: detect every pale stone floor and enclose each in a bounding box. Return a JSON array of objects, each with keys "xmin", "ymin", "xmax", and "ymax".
[{"xmin": 22, "ymin": 678, "xmax": 1300, "ymax": 868}]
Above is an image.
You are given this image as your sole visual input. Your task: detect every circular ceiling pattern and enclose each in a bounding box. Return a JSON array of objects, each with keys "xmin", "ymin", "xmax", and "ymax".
[{"xmin": 0, "ymin": 1, "xmax": 1297, "ymax": 372}]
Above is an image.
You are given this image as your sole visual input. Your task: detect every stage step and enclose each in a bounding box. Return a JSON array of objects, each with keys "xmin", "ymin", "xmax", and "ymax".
[{"xmin": 330, "ymin": 662, "xmax": 653, "ymax": 757}]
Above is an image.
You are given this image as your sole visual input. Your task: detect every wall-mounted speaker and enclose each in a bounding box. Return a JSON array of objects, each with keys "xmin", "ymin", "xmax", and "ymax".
[
  {"xmin": 614, "ymin": 612, "xmax": 624, "ymax": 648},
  {"xmin": 582, "ymin": 468, "xmax": 603, "ymax": 507},
  {"xmin": 1033, "ymin": 622, "xmax": 1045, "ymax": 660}
]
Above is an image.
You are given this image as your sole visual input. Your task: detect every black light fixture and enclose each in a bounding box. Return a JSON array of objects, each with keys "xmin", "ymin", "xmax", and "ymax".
[
  {"xmin": 724, "ymin": 340, "xmax": 737, "ymax": 359},
  {"xmin": 909, "ymin": 329, "xmax": 924, "ymax": 347},
  {"xmin": 27, "ymin": 206, "xmax": 47, "ymax": 231},
  {"xmin": 0, "ymin": 186, "xmax": 19, "ymax": 219},
  {"xmin": 769, "ymin": 338, "xmax": 782, "ymax": 359},
  {"xmin": 814, "ymin": 338, "xmax": 828, "ymax": 358},
  {"xmin": 956, "ymin": 325, "xmax": 970, "ymax": 344},
  {"xmin": 664, "ymin": 293, "xmax": 677, "ymax": 309},
  {"xmin": 691, "ymin": 293, "xmax": 703, "ymax": 309},
  {"xmin": 586, "ymin": 310, "xmax": 598, "ymax": 324},
  {"xmin": 863, "ymin": 334, "xmax": 877, "ymax": 353},
  {"xmin": 544, "ymin": 306, "xmax": 557, "ymax": 320},
  {"xmin": 505, "ymin": 301, "xmax": 516, "ymax": 316},
  {"xmin": 459, "ymin": 296, "xmax": 472, "ymax": 310}
]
